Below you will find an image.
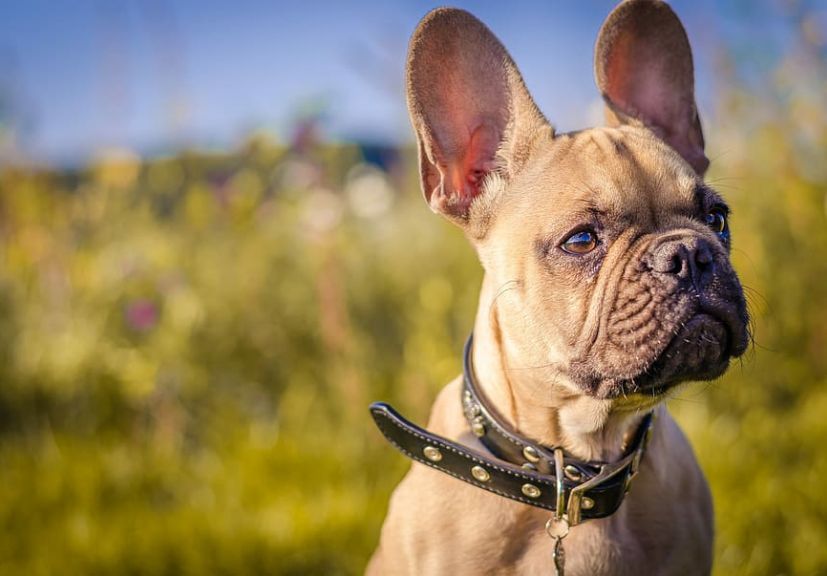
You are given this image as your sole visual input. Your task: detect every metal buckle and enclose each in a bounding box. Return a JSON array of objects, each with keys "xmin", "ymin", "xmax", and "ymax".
[
  {"xmin": 566, "ymin": 451, "xmax": 636, "ymax": 526},
  {"xmin": 567, "ymin": 412, "xmax": 656, "ymax": 523},
  {"xmin": 553, "ymin": 448, "xmax": 566, "ymax": 517}
]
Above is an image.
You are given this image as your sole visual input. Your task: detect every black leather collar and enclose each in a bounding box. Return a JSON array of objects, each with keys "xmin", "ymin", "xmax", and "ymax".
[{"xmin": 370, "ymin": 334, "xmax": 654, "ymax": 524}]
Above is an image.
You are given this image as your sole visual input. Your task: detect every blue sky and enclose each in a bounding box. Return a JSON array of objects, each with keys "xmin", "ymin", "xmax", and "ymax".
[{"xmin": 0, "ymin": 1, "xmax": 798, "ymax": 165}]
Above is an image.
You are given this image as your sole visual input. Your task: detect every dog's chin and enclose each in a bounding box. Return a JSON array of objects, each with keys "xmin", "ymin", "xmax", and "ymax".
[{"xmin": 591, "ymin": 313, "xmax": 735, "ymax": 401}]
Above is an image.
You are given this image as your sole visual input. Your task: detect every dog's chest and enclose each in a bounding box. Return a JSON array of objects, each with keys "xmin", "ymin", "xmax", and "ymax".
[{"xmin": 402, "ymin": 476, "xmax": 649, "ymax": 576}]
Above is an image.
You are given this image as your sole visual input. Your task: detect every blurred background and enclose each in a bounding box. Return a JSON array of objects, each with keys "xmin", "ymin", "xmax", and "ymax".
[{"xmin": 1, "ymin": 1, "xmax": 826, "ymax": 574}]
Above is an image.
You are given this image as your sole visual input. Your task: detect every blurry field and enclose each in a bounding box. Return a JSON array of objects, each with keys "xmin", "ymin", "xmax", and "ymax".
[
  {"xmin": 2, "ymin": 24, "xmax": 827, "ymax": 576},
  {"xmin": 0, "ymin": 138, "xmax": 485, "ymax": 575}
]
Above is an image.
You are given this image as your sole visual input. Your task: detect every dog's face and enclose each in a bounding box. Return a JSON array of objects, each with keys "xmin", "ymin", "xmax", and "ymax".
[
  {"xmin": 406, "ymin": 2, "xmax": 749, "ymax": 405},
  {"xmin": 481, "ymin": 127, "xmax": 748, "ymax": 401}
]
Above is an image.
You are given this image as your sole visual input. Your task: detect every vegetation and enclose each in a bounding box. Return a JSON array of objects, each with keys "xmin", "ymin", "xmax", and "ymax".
[{"xmin": 1, "ymin": 12, "xmax": 826, "ymax": 576}]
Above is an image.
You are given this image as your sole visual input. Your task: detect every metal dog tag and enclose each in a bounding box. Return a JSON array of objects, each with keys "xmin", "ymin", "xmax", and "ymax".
[
  {"xmin": 552, "ymin": 537, "xmax": 565, "ymax": 575},
  {"xmin": 546, "ymin": 516, "xmax": 569, "ymax": 576}
]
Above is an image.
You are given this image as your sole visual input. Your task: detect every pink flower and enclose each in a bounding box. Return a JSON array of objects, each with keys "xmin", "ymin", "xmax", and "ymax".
[{"xmin": 125, "ymin": 299, "xmax": 159, "ymax": 332}]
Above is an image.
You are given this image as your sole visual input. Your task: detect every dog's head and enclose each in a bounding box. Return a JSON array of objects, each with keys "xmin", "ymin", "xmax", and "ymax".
[{"xmin": 406, "ymin": 1, "xmax": 749, "ymax": 404}]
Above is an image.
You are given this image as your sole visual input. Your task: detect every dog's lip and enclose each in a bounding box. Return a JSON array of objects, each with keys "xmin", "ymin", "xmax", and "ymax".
[
  {"xmin": 604, "ymin": 311, "xmax": 733, "ymax": 399},
  {"xmin": 696, "ymin": 299, "xmax": 748, "ymax": 358},
  {"xmin": 576, "ymin": 296, "xmax": 748, "ymax": 400}
]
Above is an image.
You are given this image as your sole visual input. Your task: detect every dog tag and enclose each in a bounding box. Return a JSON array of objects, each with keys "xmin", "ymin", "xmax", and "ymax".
[
  {"xmin": 552, "ymin": 537, "xmax": 565, "ymax": 575},
  {"xmin": 546, "ymin": 515, "xmax": 569, "ymax": 576}
]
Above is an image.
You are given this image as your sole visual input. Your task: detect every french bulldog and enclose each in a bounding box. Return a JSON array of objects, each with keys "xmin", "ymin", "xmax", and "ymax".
[{"xmin": 368, "ymin": 1, "xmax": 749, "ymax": 574}]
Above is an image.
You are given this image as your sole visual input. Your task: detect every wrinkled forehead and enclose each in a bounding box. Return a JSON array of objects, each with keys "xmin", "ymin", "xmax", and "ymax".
[{"xmin": 502, "ymin": 126, "xmax": 704, "ymax": 230}]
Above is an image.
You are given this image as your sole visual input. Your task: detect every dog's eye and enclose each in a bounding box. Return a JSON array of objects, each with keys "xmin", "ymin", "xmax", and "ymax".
[
  {"xmin": 561, "ymin": 230, "xmax": 598, "ymax": 254},
  {"xmin": 705, "ymin": 208, "xmax": 730, "ymax": 242}
]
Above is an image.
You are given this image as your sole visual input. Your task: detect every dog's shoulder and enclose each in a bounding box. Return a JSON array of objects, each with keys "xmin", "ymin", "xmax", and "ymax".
[
  {"xmin": 623, "ymin": 406, "xmax": 714, "ymax": 572},
  {"xmin": 426, "ymin": 377, "xmax": 468, "ymax": 436},
  {"xmin": 370, "ymin": 378, "xmax": 544, "ymax": 574}
]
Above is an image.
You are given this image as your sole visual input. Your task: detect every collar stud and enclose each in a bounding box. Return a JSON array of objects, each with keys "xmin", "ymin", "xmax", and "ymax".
[
  {"xmin": 423, "ymin": 446, "xmax": 443, "ymax": 462},
  {"xmin": 521, "ymin": 483, "xmax": 542, "ymax": 498},
  {"xmin": 471, "ymin": 465, "xmax": 491, "ymax": 482},
  {"xmin": 564, "ymin": 465, "xmax": 583, "ymax": 481},
  {"xmin": 523, "ymin": 445, "xmax": 541, "ymax": 463},
  {"xmin": 471, "ymin": 419, "xmax": 486, "ymax": 437}
]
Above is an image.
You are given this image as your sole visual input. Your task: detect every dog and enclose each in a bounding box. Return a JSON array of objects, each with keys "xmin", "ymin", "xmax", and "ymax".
[{"xmin": 367, "ymin": 2, "xmax": 749, "ymax": 574}]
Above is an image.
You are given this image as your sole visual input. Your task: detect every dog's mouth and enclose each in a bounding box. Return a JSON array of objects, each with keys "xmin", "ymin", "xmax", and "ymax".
[
  {"xmin": 582, "ymin": 300, "xmax": 748, "ymax": 400},
  {"xmin": 624, "ymin": 311, "xmax": 731, "ymax": 395}
]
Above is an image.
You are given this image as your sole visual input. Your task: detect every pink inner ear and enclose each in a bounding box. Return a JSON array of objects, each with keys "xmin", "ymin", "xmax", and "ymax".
[
  {"xmin": 449, "ymin": 123, "xmax": 500, "ymax": 209},
  {"xmin": 601, "ymin": 26, "xmax": 708, "ymax": 175},
  {"xmin": 605, "ymin": 34, "xmax": 675, "ymax": 128}
]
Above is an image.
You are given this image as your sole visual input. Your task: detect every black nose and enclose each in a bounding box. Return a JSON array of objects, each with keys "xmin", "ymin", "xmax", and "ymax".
[{"xmin": 650, "ymin": 236, "xmax": 715, "ymax": 288}]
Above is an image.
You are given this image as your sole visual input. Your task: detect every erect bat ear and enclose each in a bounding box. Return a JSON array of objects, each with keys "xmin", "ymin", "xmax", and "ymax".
[
  {"xmin": 595, "ymin": 0, "xmax": 709, "ymax": 176},
  {"xmin": 406, "ymin": 8, "xmax": 548, "ymax": 231}
]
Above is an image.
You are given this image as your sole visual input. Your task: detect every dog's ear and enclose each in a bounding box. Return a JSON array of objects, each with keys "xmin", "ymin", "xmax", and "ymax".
[
  {"xmin": 406, "ymin": 8, "xmax": 547, "ymax": 231},
  {"xmin": 595, "ymin": 0, "xmax": 708, "ymax": 176}
]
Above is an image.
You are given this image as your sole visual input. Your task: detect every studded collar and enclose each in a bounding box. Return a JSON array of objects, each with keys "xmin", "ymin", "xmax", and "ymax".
[{"xmin": 370, "ymin": 334, "xmax": 655, "ymax": 524}]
